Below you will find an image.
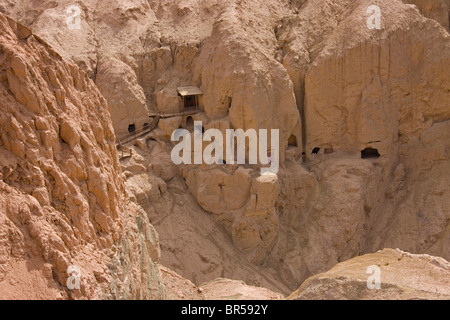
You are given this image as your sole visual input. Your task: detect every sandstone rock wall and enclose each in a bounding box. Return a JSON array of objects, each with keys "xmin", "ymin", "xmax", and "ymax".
[
  {"xmin": 264, "ymin": 0, "xmax": 450, "ymax": 290},
  {"xmin": 405, "ymin": 0, "xmax": 450, "ymax": 31},
  {"xmin": 0, "ymin": 0, "xmax": 303, "ymax": 154},
  {"xmin": 119, "ymin": 139, "xmax": 292, "ymax": 295},
  {"xmin": 0, "ymin": 14, "xmax": 166, "ymax": 299}
]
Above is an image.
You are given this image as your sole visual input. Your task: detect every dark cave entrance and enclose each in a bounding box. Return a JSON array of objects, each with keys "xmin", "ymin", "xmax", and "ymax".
[
  {"xmin": 361, "ymin": 148, "xmax": 380, "ymax": 159},
  {"xmin": 183, "ymin": 95, "xmax": 198, "ymax": 109},
  {"xmin": 288, "ymin": 135, "xmax": 298, "ymax": 148},
  {"xmin": 186, "ymin": 116, "xmax": 194, "ymax": 132}
]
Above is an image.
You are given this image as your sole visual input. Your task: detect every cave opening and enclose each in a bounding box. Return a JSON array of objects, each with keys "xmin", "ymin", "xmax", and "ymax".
[
  {"xmin": 361, "ymin": 148, "xmax": 380, "ymax": 159},
  {"xmin": 183, "ymin": 95, "xmax": 198, "ymax": 109},
  {"xmin": 186, "ymin": 116, "xmax": 194, "ymax": 132},
  {"xmin": 128, "ymin": 124, "xmax": 136, "ymax": 133},
  {"xmin": 311, "ymin": 147, "xmax": 320, "ymax": 154},
  {"xmin": 288, "ymin": 135, "xmax": 298, "ymax": 148}
]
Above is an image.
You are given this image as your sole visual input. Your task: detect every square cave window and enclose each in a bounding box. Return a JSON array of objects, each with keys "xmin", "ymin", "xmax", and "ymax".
[{"xmin": 361, "ymin": 148, "xmax": 380, "ymax": 159}]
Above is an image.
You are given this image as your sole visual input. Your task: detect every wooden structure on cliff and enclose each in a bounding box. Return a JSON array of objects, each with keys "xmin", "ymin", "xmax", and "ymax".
[{"xmin": 116, "ymin": 86, "xmax": 203, "ymax": 148}]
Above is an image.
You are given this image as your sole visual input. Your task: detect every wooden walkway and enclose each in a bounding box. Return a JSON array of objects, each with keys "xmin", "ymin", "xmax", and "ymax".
[
  {"xmin": 148, "ymin": 107, "xmax": 200, "ymax": 119},
  {"xmin": 116, "ymin": 107, "xmax": 201, "ymax": 147},
  {"xmin": 116, "ymin": 115, "xmax": 161, "ymax": 147}
]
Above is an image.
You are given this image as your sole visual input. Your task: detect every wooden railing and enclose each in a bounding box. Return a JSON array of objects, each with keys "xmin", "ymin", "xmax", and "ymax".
[
  {"xmin": 116, "ymin": 107, "xmax": 202, "ymax": 147},
  {"xmin": 116, "ymin": 115, "xmax": 160, "ymax": 146},
  {"xmin": 148, "ymin": 106, "xmax": 200, "ymax": 118}
]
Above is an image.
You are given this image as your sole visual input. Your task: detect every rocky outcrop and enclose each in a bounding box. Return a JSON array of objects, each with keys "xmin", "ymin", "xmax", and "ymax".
[
  {"xmin": 160, "ymin": 266, "xmax": 285, "ymax": 300},
  {"xmin": 159, "ymin": 265, "xmax": 205, "ymax": 300},
  {"xmin": 0, "ymin": 0, "xmax": 302, "ymax": 152},
  {"xmin": 289, "ymin": 248, "xmax": 450, "ymax": 300},
  {"xmin": 120, "ymin": 141, "xmax": 292, "ymax": 295},
  {"xmin": 0, "ymin": 13, "xmax": 165, "ymax": 299},
  {"xmin": 267, "ymin": 0, "xmax": 450, "ymax": 290},
  {"xmin": 185, "ymin": 167, "xmax": 280, "ymax": 265},
  {"xmin": 405, "ymin": 0, "xmax": 450, "ymax": 31},
  {"xmin": 96, "ymin": 57, "xmax": 150, "ymax": 137}
]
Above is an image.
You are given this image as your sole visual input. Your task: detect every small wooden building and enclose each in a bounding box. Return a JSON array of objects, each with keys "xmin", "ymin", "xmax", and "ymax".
[{"xmin": 177, "ymin": 86, "xmax": 202, "ymax": 110}]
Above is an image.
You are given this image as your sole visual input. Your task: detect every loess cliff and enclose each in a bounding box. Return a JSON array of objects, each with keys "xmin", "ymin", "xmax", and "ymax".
[
  {"xmin": 0, "ymin": 0, "xmax": 449, "ymax": 299},
  {"xmin": 0, "ymin": 13, "xmax": 166, "ymax": 299}
]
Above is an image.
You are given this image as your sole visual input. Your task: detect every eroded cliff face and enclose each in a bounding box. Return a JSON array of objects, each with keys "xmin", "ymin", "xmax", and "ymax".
[
  {"xmin": 0, "ymin": 14, "xmax": 166, "ymax": 299},
  {"xmin": 405, "ymin": 0, "xmax": 450, "ymax": 31},
  {"xmin": 0, "ymin": 0, "xmax": 449, "ymax": 298},
  {"xmin": 271, "ymin": 0, "xmax": 450, "ymax": 285}
]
